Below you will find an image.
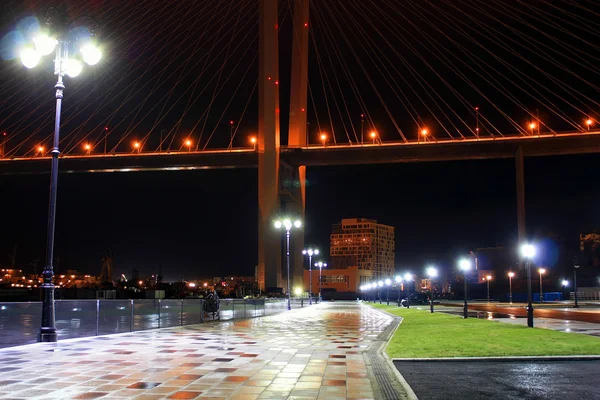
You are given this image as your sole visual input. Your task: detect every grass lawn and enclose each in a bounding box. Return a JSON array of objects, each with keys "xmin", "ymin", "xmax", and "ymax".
[{"xmin": 370, "ymin": 304, "xmax": 600, "ymax": 358}]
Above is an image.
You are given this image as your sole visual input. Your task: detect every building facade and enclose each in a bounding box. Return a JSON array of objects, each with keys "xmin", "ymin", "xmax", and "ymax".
[{"xmin": 330, "ymin": 218, "xmax": 395, "ymax": 282}]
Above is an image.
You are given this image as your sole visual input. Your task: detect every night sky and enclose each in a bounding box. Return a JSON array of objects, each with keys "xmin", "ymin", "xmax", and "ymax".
[{"xmin": 0, "ymin": 1, "xmax": 599, "ymax": 284}]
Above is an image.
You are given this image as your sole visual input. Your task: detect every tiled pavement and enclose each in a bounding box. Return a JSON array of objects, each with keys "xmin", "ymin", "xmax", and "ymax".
[{"xmin": 0, "ymin": 302, "xmax": 399, "ymax": 400}]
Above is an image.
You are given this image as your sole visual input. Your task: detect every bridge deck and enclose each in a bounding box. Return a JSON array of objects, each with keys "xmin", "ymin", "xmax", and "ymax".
[{"xmin": 1, "ymin": 132, "xmax": 599, "ymax": 174}]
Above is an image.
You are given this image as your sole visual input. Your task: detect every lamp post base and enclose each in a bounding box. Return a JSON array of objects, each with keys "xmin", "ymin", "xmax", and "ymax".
[
  {"xmin": 526, "ymin": 303, "xmax": 534, "ymax": 327},
  {"xmin": 39, "ymin": 330, "xmax": 57, "ymax": 342}
]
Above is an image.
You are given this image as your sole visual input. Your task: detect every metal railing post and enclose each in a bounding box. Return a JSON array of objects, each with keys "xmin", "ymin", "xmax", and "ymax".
[
  {"xmin": 200, "ymin": 299, "xmax": 204, "ymax": 323},
  {"xmin": 158, "ymin": 299, "xmax": 161, "ymax": 329},
  {"xmin": 96, "ymin": 299, "xmax": 100, "ymax": 336},
  {"xmin": 180, "ymin": 299, "xmax": 184, "ymax": 326},
  {"xmin": 130, "ymin": 299, "xmax": 134, "ymax": 332}
]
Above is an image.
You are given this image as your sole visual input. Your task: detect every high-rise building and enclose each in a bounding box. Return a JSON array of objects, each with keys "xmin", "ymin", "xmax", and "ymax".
[{"xmin": 330, "ymin": 218, "xmax": 395, "ymax": 280}]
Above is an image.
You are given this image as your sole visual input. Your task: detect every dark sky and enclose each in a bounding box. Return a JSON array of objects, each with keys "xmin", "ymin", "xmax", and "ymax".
[{"xmin": 0, "ymin": 1, "xmax": 599, "ymax": 283}]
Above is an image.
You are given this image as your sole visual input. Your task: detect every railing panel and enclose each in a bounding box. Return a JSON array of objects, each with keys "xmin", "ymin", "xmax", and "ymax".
[
  {"xmin": 182, "ymin": 299, "xmax": 203, "ymax": 326},
  {"xmin": 0, "ymin": 302, "xmax": 41, "ymax": 348},
  {"xmin": 132, "ymin": 299, "xmax": 160, "ymax": 331},
  {"xmin": 98, "ymin": 300, "xmax": 132, "ymax": 335},
  {"xmin": 55, "ymin": 300, "xmax": 97, "ymax": 340}
]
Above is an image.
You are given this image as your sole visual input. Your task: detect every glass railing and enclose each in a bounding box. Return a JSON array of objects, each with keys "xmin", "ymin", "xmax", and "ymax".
[{"xmin": 0, "ymin": 298, "xmax": 296, "ymax": 349}]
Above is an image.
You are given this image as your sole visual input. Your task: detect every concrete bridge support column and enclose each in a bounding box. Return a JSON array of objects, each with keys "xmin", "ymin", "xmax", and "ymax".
[
  {"xmin": 515, "ymin": 146, "xmax": 526, "ymax": 245},
  {"xmin": 288, "ymin": 0, "xmax": 310, "ymax": 293},
  {"xmin": 258, "ymin": 0, "xmax": 281, "ymax": 293}
]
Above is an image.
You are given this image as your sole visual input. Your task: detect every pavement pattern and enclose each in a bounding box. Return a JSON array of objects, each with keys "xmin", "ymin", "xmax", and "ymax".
[{"xmin": 0, "ymin": 302, "xmax": 398, "ymax": 400}]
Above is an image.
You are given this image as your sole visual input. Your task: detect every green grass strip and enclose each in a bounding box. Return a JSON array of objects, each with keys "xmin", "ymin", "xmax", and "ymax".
[{"xmin": 370, "ymin": 304, "xmax": 600, "ymax": 358}]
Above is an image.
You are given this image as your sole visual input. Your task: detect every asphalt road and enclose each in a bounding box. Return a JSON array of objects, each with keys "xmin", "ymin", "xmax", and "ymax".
[{"xmin": 395, "ymin": 360, "xmax": 600, "ymax": 400}]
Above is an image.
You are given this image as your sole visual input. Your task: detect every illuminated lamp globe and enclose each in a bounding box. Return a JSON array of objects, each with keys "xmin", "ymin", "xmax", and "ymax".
[
  {"xmin": 81, "ymin": 44, "xmax": 101, "ymax": 65},
  {"xmin": 21, "ymin": 48, "xmax": 40, "ymax": 69},
  {"xmin": 65, "ymin": 59, "xmax": 83, "ymax": 78},
  {"xmin": 33, "ymin": 35, "xmax": 57, "ymax": 56}
]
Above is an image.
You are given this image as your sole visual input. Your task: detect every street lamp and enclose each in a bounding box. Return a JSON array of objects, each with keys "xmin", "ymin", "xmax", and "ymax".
[
  {"xmin": 83, "ymin": 143, "xmax": 91, "ymax": 155},
  {"xmin": 538, "ymin": 268, "xmax": 546, "ymax": 304},
  {"xmin": 459, "ymin": 259, "xmax": 471, "ymax": 318},
  {"xmin": 521, "ymin": 243, "xmax": 536, "ymax": 328},
  {"xmin": 426, "ymin": 267, "xmax": 437, "ymax": 313},
  {"xmin": 404, "ymin": 273, "xmax": 412, "ymax": 308},
  {"xmin": 574, "ymin": 257, "xmax": 580, "ymax": 308},
  {"xmin": 21, "ymin": 9, "xmax": 102, "ymax": 342},
  {"xmin": 561, "ymin": 279, "xmax": 569, "ymax": 301},
  {"xmin": 320, "ymin": 133, "xmax": 327, "ymax": 147},
  {"xmin": 314, "ymin": 261, "xmax": 327, "ymax": 301},
  {"xmin": 529, "ymin": 122, "xmax": 536, "ymax": 135},
  {"xmin": 395, "ymin": 275, "xmax": 403, "ymax": 306},
  {"xmin": 586, "ymin": 118, "xmax": 593, "ymax": 131},
  {"xmin": 370, "ymin": 131, "xmax": 377, "ymax": 144},
  {"xmin": 385, "ymin": 278, "xmax": 392, "ymax": 305},
  {"xmin": 133, "ymin": 141, "xmax": 141, "ymax": 153},
  {"xmin": 274, "ymin": 218, "xmax": 303, "ymax": 310},
  {"xmin": 377, "ymin": 280, "xmax": 384, "ymax": 304},
  {"xmin": 484, "ymin": 275, "xmax": 492, "ymax": 303},
  {"xmin": 250, "ymin": 136, "xmax": 257, "ymax": 150},
  {"xmin": 184, "ymin": 139, "xmax": 192, "ymax": 151},
  {"xmin": 508, "ymin": 272, "xmax": 515, "ymax": 304},
  {"xmin": 302, "ymin": 248, "xmax": 319, "ymax": 305}
]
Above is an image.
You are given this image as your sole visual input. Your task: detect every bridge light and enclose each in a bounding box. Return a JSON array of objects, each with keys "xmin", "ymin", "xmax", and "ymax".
[
  {"xmin": 320, "ymin": 133, "xmax": 327, "ymax": 146},
  {"xmin": 37, "ymin": 145, "xmax": 44, "ymax": 154},
  {"xmin": 586, "ymin": 118, "xmax": 593, "ymax": 131},
  {"xmin": 528, "ymin": 122, "xmax": 536, "ymax": 133},
  {"xmin": 369, "ymin": 131, "xmax": 377, "ymax": 144},
  {"xmin": 84, "ymin": 143, "xmax": 91, "ymax": 154},
  {"xmin": 421, "ymin": 128, "xmax": 428, "ymax": 136},
  {"xmin": 185, "ymin": 139, "xmax": 192, "ymax": 150},
  {"xmin": 133, "ymin": 141, "xmax": 141, "ymax": 152}
]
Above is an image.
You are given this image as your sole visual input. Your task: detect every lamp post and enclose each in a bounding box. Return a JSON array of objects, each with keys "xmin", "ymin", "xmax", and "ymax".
[
  {"xmin": 274, "ymin": 218, "xmax": 302, "ymax": 310},
  {"xmin": 20, "ymin": 9, "xmax": 102, "ymax": 342},
  {"xmin": 538, "ymin": 268, "xmax": 546, "ymax": 303},
  {"xmin": 484, "ymin": 275, "xmax": 492, "ymax": 303},
  {"xmin": 404, "ymin": 273, "xmax": 412, "ymax": 308},
  {"xmin": 521, "ymin": 244, "xmax": 536, "ymax": 328},
  {"xmin": 302, "ymin": 248, "xmax": 319, "ymax": 305},
  {"xmin": 385, "ymin": 278, "xmax": 391, "ymax": 305},
  {"xmin": 508, "ymin": 272, "xmax": 515, "ymax": 304},
  {"xmin": 377, "ymin": 280, "xmax": 384, "ymax": 304},
  {"xmin": 459, "ymin": 259, "xmax": 471, "ymax": 318},
  {"xmin": 370, "ymin": 131, "xmax": 377, "ymax": 144},
  {"xmin": 426, "ymin": 267, "xmax": 438, "ymax": 313},
  {"xmin": 574, "ymin": 257, "xmax": 579, "ymax": 308},
  {"xmin": 315, "ymin": 261, "xmax": 327, "ymax": 301},
  {"xmin": 561, "ymin": 279, "xmax": 569, "ymax": 301},
  {"xmin": 395, "ymin": 275, "xmax": 403, "ymax": 306}
]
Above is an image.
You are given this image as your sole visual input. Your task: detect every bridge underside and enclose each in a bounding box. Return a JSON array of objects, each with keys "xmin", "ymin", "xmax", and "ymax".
[{"xmin": 1, "ymin": 134, "xmax": 599, "ymax": 175}]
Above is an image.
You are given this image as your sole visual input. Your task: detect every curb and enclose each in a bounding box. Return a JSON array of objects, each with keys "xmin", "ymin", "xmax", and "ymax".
[
  {"xmin": 393, "ymin": 355, "xmax": 600, "ymax": 362},
  {"xmin": 368, "ymin": 305, "xmax": 419, "ymax": 400}
]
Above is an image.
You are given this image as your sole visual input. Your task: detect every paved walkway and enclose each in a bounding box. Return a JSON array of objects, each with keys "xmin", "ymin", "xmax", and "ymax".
[{"xmin": 0, "ymin": 302, "xmax": 400, "ymax": 400}]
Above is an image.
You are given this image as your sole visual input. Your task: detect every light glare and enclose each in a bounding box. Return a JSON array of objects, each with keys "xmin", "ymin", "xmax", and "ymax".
[
  {"xmin": 20, "ymin": 47, "xmax": 40, "ymax": 68},
  {"xmin": 33, "ymin": 35, "xmax": 57, "ymax": 56},
  {"xmin": 81, "ymin": 44, "xmax": 101, "ymax": 65},
  {"xmin": 521, "ymin": 244, "xmax": 536, "ymax": 259},
  {"xmin": 65, "ymin": 59, "xmax": 83, "ymax": 77}
]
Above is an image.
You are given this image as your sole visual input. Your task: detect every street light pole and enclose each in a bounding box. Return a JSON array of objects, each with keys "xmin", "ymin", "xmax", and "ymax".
[
  {"xmin": 508, "ymin": 272, "xmax": 514, "ymax": 304},
  {"xmin": 459, "ymin": 259, "xmax": 471, "ymax": 319},
  {"xmin": 385, "ymin": 278, "xmax": 391, "ymax": 305},
  {"xmin": 426, "ymin": 267, "xmax": 438, "ymax": 313},
  {"xmin": 539, "ymin": 268, "xmax": 546, "ymax": 304},
  {"xmin": 395, "ymin": 276, "xmax": 402, "ymax": 306},
  {"xmin": 521, "ymin": 244, "xmax": 536, "ymax": 328},
  {"xmin": 574, "ymin": 258, "xmax": 579, "ymax": 308},
  {"xmin": 404, "ymin": 273, "xmax": 412, "ymax": 309},
  {"xmin": 302, "ymin": 248, "xmax": 319, "ymax": 305},
  {"xmin": 274, "ymin": 218, "xmax": 302, "ymax": 311},
  {"xmin": 485, "ymin": 275, "xmax": 492, "ymax": 303},
  {"xmin": 20, "ymin": 14, "xmax": 102, "ymax": 341}
]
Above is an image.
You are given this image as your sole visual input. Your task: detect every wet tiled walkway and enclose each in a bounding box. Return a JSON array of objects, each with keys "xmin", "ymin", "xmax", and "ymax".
[{"xmin": 0, "ymin": 302, "xmax": 396, "ymax": 399}]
